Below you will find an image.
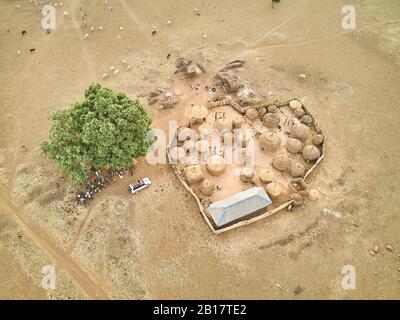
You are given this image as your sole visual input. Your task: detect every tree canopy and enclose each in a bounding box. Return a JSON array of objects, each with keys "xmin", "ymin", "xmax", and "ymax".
[{"xmin": 41, "ymin": 83, "xmax": 155, "ymax": 182}]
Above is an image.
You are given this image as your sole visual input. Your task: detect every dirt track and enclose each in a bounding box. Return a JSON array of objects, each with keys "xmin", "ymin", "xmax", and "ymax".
[{"xmin": 0, "ymin": 0, "xmax": 399, "ymax": 299}]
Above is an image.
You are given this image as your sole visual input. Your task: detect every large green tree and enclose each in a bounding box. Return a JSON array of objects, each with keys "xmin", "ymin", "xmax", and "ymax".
[{"xmin": 41, "ymin": 83, "xmax": 155, "ymax": 182}]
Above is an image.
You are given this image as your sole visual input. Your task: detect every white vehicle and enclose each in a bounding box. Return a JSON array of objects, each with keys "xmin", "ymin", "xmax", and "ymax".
[{"xmin": 128, "ymin": 177, "xmax": 151, "ymax": 194}]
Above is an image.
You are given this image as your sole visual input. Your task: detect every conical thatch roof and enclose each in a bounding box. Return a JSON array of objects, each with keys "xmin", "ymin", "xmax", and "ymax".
[
  {"xmin": 190, "ymin": 105, "xmax": 208, "ymax": 122},
  {"xmin": 214, "ymin": 118, "xmax": 232, "ymax": 132},
  {"xmin": 178, "ymin": 127, "xmax": 196, "ymax": 142},
  {"xmin": 199, "ymin": 179, "xmax": 215, "ymax": 196},
  {"xmin": 291, "ymin": 122, "xmax": 309, "ymax": 141},
  {"xmin": 259, "ymin": 132, "xmax": 281, "ymax": 151},
  {"xmin": 198, "ymin": 123, "xmax": 213, "ymax": 139},
  {"xmin": 303, "ymin": 145, "xmax": 320, "ymax": 161},
  {"xmin": 206, "ymin": 155, "xmax": 226, "ymax": 176},
  {"xmin": 259, "ymin": 169, "xmax": 274, "ymax": 183},
  {"xmin": 266, "ymin": 182, "xmax": 282, "ymax": 198},
  {"xmin": 169, "ymin": 147, "xmax": 185, "ymax": 163},
  {"xmin": 196, "ymin": 140, "xmax": 209, "ymax": 153},
  {"xmin": 184, "ymin": 165, "xmax": 205, "ymax": 184}
]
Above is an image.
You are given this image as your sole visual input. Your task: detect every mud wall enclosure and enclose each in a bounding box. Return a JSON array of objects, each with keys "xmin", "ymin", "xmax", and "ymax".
[{"xmin": 167, "ymin": 97, "xmax": 326, "ymax": 234}]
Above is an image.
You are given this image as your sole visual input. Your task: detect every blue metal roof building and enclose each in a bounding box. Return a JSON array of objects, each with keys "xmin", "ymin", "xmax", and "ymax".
[{"xmin": 208, "ymin": 187, "xmax": 272, "ymax": 227}]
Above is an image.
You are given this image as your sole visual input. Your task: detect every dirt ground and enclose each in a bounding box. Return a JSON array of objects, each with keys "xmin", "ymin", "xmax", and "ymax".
[{"xmin": 0, "ymin": 0, "xmax": 399, "ymax": 299}]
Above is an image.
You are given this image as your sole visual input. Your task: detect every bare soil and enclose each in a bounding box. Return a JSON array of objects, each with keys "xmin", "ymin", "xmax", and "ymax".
[{"xmin": 0, "ymin": 0, "xmax": 399, "ymax": 299}]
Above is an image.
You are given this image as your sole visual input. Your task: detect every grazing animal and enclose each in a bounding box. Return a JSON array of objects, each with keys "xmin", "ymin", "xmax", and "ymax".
[
  {"xmin": 272, "ymin": 0, "xmax": 281, "ymax": 8},
  {"xmin": 21, "ymin": 30, "xmax": 27, "ymax": 36},
  {"xmin": 30, "ymin": 48, "xmax": 36, "ymax": 53},
  {"xmin": 152, "ymin": 30, "xmax": 157, "ymax": 36}
]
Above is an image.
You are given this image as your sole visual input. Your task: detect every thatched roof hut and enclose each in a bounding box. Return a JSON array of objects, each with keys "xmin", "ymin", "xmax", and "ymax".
[
  {"xmin": 206, "ymin": 155, "xmax": 226, "ymax": 176},
  {"xmin": 259, "ymin": 169, "xmax": 274, "ymax": 183},
  {"xmin": 266, "ymin": 182, "xmax": 282, "ymax": 198},
  {"xmin": 240, "ymin": 167, "xmax": 254, "ymax": 182},
  {"xmin": 272, "ymin": 154, "xmax": 290, "ymax": 171},
  {"xmin": 190, "ymin": 105, "xmax": 209, "ymax": 124},
  {"xmin": 303, "ymin": 145, "xmax": 320, "ymax": 161},
  {"xmin": 286, "ymin": 138, "xmax": 303, "ymax": 154},
  {"xmin": 259, "ymin": 132, "xmax": 281, "ymax": 151},
  {"xmin": 199, "ymin": 179, "xmax": 215, "ymax": 196},
  {"xmin": 184, "ymin": 165, "xmax": 205, "ymax": 184},
  {"xmin": 291, "ymin": 123, "xmax": 309, "ymax": 141}
]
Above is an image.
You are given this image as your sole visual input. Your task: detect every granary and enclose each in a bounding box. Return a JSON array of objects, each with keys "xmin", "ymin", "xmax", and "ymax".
[{"xmin": 208, "ymin": 187, "xmax": 272, "ymax": 227}]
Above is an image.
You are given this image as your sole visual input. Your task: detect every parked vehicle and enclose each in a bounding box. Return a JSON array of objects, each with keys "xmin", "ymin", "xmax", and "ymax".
[{"xmin": 128, "ymin": 177, "xmax": 152, "ymax": 194}]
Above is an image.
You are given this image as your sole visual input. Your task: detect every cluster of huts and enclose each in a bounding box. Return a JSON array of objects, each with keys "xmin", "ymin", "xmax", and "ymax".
[{"xmin": 166, "ymin": 64, "xmax": 325, "ymax": 232}]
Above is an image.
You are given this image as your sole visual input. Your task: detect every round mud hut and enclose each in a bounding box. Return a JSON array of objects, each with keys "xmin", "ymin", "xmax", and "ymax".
[
  {"xmin": 190, "ymin": 105, "xmax": 209, "ymax": 124},
  {"xmin": 290, "ymin": 122, "xmax": 310, "ymax": 141},
  {"xmin": 263, "ymin": 113, "xmax": 280, "ymax": 129},
  {"xmin": 184, "ymin": 165, "xmax": 205, "ymax": 184},
  {"xmin": 169, "ymin": 146, "xmax": 185, "ymax": 163},
  {"xmin": 302, "ymin": 145, "xmax": 321, "ymax": 161},
  {"xmin": 259, "ymin": 132, "xmax": 281, "ymax": 152},
  {"xmin": 272, "ymin": 154, "xmax": 291, "ymax": 171},
  {"xmin": 286, "ymin": 138, "xmax": 303, "ymax": 154},
  {"xmin": 214, "ymin": 117, "xmax": 232, "ymax": 133},
  {"xmin": 240, "ymin": 167, "xmax": 254, "ymax": 182},
  {"xmin": 259, "ymin": 168, "xmax": 274, "ymax": 184},
  {"xmin": 199, "ymin": 179, "xmax": 215, "ymax": 196},
  {"xmin": 266, "ymin": 182, "xmax": 282, "ymax": 198},
  {"xmin": 206, "ymin": 155, "xmax": 226, "ymax": 176}
]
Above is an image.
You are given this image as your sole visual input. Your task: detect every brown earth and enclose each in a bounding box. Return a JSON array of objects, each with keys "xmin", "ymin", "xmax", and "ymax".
[{"xmin": 0, "ymin": 0, "xmax": 399, "ymax": 299}]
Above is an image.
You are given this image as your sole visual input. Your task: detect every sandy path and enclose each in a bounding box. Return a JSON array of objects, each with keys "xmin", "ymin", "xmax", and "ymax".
[{"xmin": 0, "ymin": 194, "xmax": 109, "ymax": 300}]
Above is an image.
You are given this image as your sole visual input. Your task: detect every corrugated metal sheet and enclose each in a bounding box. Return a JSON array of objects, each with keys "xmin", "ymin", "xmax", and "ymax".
[{"xmin": 208, "ymin": 187, "xmax": 272, "ymax": 227}]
